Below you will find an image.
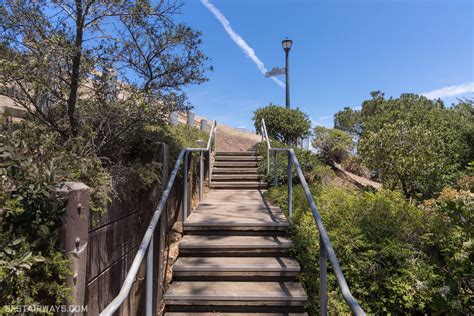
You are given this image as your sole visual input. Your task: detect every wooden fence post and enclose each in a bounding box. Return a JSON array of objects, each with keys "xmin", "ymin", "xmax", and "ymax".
[
  {"xmin": 200, "ymin": 119, "xmax": 208, "ymax": 131},
  {"xmin": 169, "ymin": 111, "xmax": 178, "ymax": 126},
  {"xmin": 57, "ymin": 182, "xmax": 90, "ymax": 315},
  {"xmin": 187, "ymin": 112, "xmax": 195, "ymax": 127}
]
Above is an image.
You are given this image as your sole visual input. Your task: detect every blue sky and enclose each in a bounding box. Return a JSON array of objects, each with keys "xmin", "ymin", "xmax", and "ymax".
[{"xmin": 180, "ymin": 0, "xmax": 473, "ymax": 130}]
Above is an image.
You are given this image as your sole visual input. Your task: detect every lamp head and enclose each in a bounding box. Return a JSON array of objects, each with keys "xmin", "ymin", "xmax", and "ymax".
[{"xmin": 282, "ymin": 38, "xmax": 293, "ymax": 52}]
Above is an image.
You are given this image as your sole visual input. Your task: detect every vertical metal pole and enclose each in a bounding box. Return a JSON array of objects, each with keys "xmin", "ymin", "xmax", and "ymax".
[
  {"xmin": 287, "ymin": 152, "xmax": 292, "ymax": 217},
  {"xmin": 183, "ymin": 151, "xmax": 188, "ymax": 222},
  {"xmin": 208, "ymin": 149, "xmax": 212, "ymax": 186},
  {"xmin": 273, "ymin": 151, "xmax": 278, "ymax": 187},
  {"xmin": 214, "ymin": 125, "xmax": 217, "ymax": 153},
  {"xmin": 285, "ymin": 49, "xmax": 290, "ymax": 109},
  {"xmin": 320, "ymin": 238, "xmax": 328, "ymax": 316},
  {"xmin": 199, "ymin": 151, "xmax": 204, "ymax": 201},
  {"xmin": 146, "ymin": 236, "xmax": 154, "ymax": 316},
  {"xmin": 266, "ymin": 146, "xmax": 270, "ymax": 175}
]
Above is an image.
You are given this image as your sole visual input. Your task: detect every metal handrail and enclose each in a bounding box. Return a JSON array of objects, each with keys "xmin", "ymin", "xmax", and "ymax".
[
  {"xmin": 260, "ymin": 119, "xmax": 365, "ymax": 316},
  {"xmin": 100, "ymin": 121, "xmax": 217, "ymax": 316}
]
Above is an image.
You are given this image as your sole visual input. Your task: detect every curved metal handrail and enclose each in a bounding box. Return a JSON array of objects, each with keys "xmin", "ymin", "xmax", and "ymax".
[
  {"xmin": 100, "ymin": 121, "xmax": 217, "ymax": 316},
  {"xmin": 260, "ymin": 119, "xmax": 365, "ymax": 316}
]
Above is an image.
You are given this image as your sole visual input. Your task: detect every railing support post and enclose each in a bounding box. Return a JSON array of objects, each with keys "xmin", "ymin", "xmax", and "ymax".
[
  {"xmin": 199, "ymin": 151, "xmax": 204, "ymax": 201},
  {"xmin": 208, "ymin": 149, "xmax": 212, "ymax": 186},
  {"xmin": 273, "ymin": 151, "xmax": 278, "ymax": 187},
  {"xmin": 183, "ymin": 151, "xmax": 188, "ymax": 222},
  {"xmin": 266, "ymin": 146, "xmax": 270, "ymax": 175},
  {"xmin": 214, "ymin": 124, "xmax": 217, "ymax": 152},
  {"xmin": 287, "ymin": 153, "xmax": 292, "ymax": 217},
  {"xmin": 320, "ymin": 237, "xmax": 328, "ymax": 316},
  {"xmin": 146, "ymin": 235, "xmax": 154, "ymax": 316}
]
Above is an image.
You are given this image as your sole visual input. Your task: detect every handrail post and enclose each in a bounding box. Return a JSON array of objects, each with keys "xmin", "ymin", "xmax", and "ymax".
[
  {"xmin": 287, "ymin": 151, "xmax": 292, "ymax": 217},
  {"xmin": 208, "ymin": 148, "xmax": 212, "ymax": 186},
  {"xmin": 320, "ymin": 238, "xmax": 328, "ymax": 316},
  {"xmin": 266, "ymin": 145, "xmax": 270, "ymax": 175},
  {"xmin": 199, "ymin": 151, "xmax": 204, "ymax": 202},
  {"xmin": 146, "ymin": 235, "xmax": 154, "ymax": 316},
  {"xmin": 214, "ymin": 123, "xmax": 217, "ymax": 152},
  {"xmin": 183, "ymin": 151, "xmax": 188, "ymax": 221},
  {"xmin": 273, "ymin": 151, "xmax": 278, "ymax": 187}
]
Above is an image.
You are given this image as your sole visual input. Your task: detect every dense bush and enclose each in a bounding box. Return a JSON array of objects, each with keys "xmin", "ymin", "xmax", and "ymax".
[
  {"xmin": 421, "ymin": 183, "xmax": 473, "ymax": 313},
  {"xmin": 256, "ymin": 141, "xmax": 335, "ymax": 186},
  {"xmin": 253, "ymin": 104, "xmax": 311, "ymax": 145},
  {"xmin": 267, "ymin": 180, "xmax": 473, "ymax": 314},
  {"xmin": 0, "ymin": 116, "xmax": 207, "ymax": 307},
  {"xmin": 311, "ymin": 126, "xmax": 354, "ymax": 164},
  {"xmin": 335, "ymin": 92, "xmax": 474, "ymax": 199}
]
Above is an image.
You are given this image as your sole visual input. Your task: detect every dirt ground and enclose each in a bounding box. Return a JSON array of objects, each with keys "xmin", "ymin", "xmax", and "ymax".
[{"xmin": 215, "ymin": 124, "xmax": 261, "ymax": 152}]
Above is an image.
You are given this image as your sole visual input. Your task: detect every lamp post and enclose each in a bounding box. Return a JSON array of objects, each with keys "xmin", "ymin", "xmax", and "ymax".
[{"xmin": 282, "ymin": 38, "xmax": 293, "ymax": 109}]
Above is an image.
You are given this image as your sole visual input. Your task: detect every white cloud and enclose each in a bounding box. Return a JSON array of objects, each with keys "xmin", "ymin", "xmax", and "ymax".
[
  {"xmin": 201, "ymin": 0, "xmax": 285, "ymax": 89},
  {"xmin": 422, "ymin": 82, "xmax": 474, "ymax": 99}
]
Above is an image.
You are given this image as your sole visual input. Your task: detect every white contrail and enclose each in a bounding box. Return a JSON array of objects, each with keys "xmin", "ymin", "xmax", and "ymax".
[
  {"xmin": 201, "ymin": 0, "xmax": 285, "ymax": 88},
  {"xmin": 422, "ymin": 82, "xmax": 474, "ymax": 99}
]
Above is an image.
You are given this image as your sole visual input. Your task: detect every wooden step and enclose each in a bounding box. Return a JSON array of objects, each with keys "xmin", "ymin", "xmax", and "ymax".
[
  {"xmin": 212, "ymin": 174, "xmax": 260, "ymax": 181},
  {"xmin": 215, "ymin": 162, "xmax": 258, "ymax": 168},
  {"xmin": 165, "ymin": 281, "xmax": 307, "ymax": 311},
  {"xmin": 179, "ymin": 235, "xmax": 293, "ymax": 256},
  {"xmin": 173, "ymin": 257, "xmax": 300, "ymax": 280},
  {"xmin": 211, "ymin": 182, "xmax": 268, "ymax": 190},
  {"xmin": 216, "ymin": 152, "xmax": 258, "ymax": 156},
  {"xmin": 184, "ymin": 203, "xmax": 288, "ymax": 233},
  {"xmin": 216, "ymin": 156, "xmax": 263, "ymax": 162},
  {"xmin": 213, "ymin": 168, "xmax": 258, "ymax": 174}
]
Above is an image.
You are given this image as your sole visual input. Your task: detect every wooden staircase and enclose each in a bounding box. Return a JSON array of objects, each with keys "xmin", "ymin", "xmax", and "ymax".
[
  {"xmin": 164, "ymin": 152, "xmax": 307, "ymax": 315},
  {"xmin": 211, "ymin": 152, "xmax": 267, "ymax": 189}
]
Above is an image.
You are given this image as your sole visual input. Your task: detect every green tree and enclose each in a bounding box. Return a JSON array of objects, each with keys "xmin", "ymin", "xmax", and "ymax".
[
  {"xmin": 357, "ymin": 93, "xmax": 472, "ymax": 198},
  {"xmin": 253, "ymin": 104, "xmax": 311, "ymax": 145},
  {"xmin": 334, "ymin": 106, "xmax": 361, "ymax": 136},
  {"xmin": 312, "ymin": 126, "xmax": 354, "ymax": 164},
  {"xmin": 0, "ymin": 0, "xmax": 209, "ymax": 136}
]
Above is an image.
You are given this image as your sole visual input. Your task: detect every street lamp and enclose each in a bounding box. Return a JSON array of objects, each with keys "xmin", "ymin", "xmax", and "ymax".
[{"xmin": 282, "ymin": 38, "xmax": 293, "ymax": 109}]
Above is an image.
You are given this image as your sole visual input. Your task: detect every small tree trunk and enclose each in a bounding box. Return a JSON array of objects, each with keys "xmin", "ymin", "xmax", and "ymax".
[{"xmin": 67, "ymin": 0, "xmax": 84, "ymax": 137}]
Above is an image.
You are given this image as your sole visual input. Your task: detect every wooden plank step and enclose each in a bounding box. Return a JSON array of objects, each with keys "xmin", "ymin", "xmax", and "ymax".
[
  {"xmin": 216, "ymin": 156, "xmax": 263, "ymax": 162},
  {"xmin": 164, "ymin": 281, "xmax": 307, "ymax": 307},
  {"xmin": 212, "ymin": 174, "xmax": 260, "ymax": 181},
  {"xmin": 216, "ymin": 152, "xmax": 258, "ymax": 156},
  {"xmin": 179, "ymin": 235, "xmax": 292, "ymax": 256},
  {"xmin": 173, "ymin": 257, "xmax": 300, "ymax": 280},
  {"xmin": 201, "ymin": 190, "xmax": 272, "ymax": 207},
  {"xmin": 213, "ymin": 168, "xmax": 258, "ymax": 174},
  {"xmin": 184, "ymin": 204, "xmax": 288, "ymax": 233},
  {"xmin": 211, "ymin": 182, "xmax": 268, "ymax": 190},
  {"xmin": 215, "ymin": 162, "xmax": 259, "ymax": 168}
]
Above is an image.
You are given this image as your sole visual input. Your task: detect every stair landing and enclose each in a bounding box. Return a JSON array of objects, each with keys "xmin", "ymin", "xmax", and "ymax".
[{"xmin": 184, "ymin": 190, "xmax": 288, "ymax": 233}]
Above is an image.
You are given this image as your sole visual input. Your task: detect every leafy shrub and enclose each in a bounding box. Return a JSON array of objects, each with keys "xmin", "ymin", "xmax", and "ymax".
[
  {"xmin": 312, "ymin": 126, "xmax": 354, "ymax": 164},
  {"xmin": 0, "ymin": 116, "xmax": 208, "ymax": 306},
  {"xmin": 267, "ymin": 183, "xmax": 472, "ymax": 314},
  {"xmin": 253, "ymin": 104, "xmax": 311, "ymax": 145},
  {"xmin": 256, "ymin": 141, "xmax": 335, "ymax": 186},
  {"xmin": 421, "ymin": 184, "xmax": 473, "ymax": 313},
  {"xmin": 1, "ymin": 125, "xmax": 73, "ymax": 305}
]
